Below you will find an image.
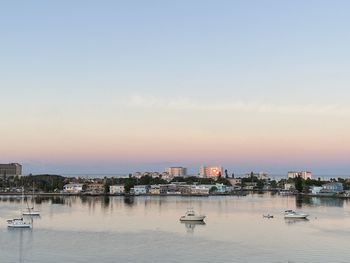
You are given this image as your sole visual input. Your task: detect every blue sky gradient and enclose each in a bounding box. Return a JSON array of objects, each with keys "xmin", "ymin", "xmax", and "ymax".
[{"xmin": 1, "ymin": 1, "xmax": 350, "ymax": 175}]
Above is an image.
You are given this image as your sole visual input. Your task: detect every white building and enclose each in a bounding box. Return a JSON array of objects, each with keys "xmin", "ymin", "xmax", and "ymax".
[
  {"xmin": 133, "ymin": 185, "xmax": 148, "ymax": 195},
  {"xmin": 63, "ymin": 183, "xmax": 84, "ymax": 193},
  {"xmin": 284, "ymin": 183, "xmax": 295, "ymax": 191},
  {"xmin": 288, "ymin": 171, "xmax": 312, "ymax": 180},
  {"xmin": 200, "ymin": 165, "xmax": 223, "ymax": 178},
  {"xmin": 310, "ymin": 186, "xmax": 323, "ymax": 195},
  {"xmin": 190, "ymin": 185, "xmax": 210, "ymax": 195},
  {"xmin": 110, "ymin": 185, "xmax": 125, "ymax": 194}
]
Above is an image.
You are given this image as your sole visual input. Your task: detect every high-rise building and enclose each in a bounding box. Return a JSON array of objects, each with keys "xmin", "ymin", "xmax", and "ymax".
[
  {"xmin": 165, "ymin": 167, "xmax": 187, "ymax": 177},
  {"xmin": 200, "ymin": 165, "xmax": 223, "ymax": 178},
  {"xmin": 0, "ymin": 163, "xmax": 22, "ymax": 177}
]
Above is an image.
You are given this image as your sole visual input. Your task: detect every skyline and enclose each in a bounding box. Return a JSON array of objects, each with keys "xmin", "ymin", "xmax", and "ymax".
[{"xmin": 1, "ymin": 1, "xmax": 350, "ymax": 175}]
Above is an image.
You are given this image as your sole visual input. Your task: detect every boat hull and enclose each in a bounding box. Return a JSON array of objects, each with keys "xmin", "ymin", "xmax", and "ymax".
[
  {"xmin": 7, "ymin": 219, "xmax": 31, "ymax": 228},
  {"xmin": 8, "ymin": 224, "xmax": 31, "ymax": 228},
  {"xmin": 180, "ymin": 216, "xmax": 206, "ymax": 222},
  {"xmin": 22, "ymin": 211, "xmax": 40, "ymax": 216},
  {"xmin": 284, "ymin": 214, "xmax": 308, "ymax": 219}
]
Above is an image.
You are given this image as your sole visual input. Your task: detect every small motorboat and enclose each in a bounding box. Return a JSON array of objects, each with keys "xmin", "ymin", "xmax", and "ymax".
[
  {"xmin": 263, "ymin": 214, "xmax": 274, "ymax": 219},
  {"xmin": 180, "ymin": 209, "xmax": 205, "ymax": 222},
  {"xmin": 7, "ymin": 218, "xmax": 31, "ymax": 228},
  {"xmin": 284, "ymin": 210, "xmax": 308, "ymax": 219}
]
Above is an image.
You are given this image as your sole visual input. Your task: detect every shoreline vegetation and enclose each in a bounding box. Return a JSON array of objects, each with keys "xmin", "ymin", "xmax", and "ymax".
[{"xmin": 0, "ymin": 173, "xmax": 350, "ymax": 198}]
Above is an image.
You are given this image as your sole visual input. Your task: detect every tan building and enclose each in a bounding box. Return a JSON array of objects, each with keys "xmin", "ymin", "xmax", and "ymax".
[
  {"xmin": 288, "ymin": 171, "xmax": 312, "ymax": 180},
  {"xmin": 110, "ymin": 185, "xmax": 125, "ymax": 194},
  {"xmin": 0, "ymin": 163, "xmax": 22, "ymax": 177},
  {"xmin": 165, "ymin": 167, "xmax": 187, "ymax": 177},
  {"xmin": 86, "ymin": 183, "xmax": 105, "ymax": 193},
  {"xmin": 199, "ymin": 165, "xmax": 223, "ymax": 178}
]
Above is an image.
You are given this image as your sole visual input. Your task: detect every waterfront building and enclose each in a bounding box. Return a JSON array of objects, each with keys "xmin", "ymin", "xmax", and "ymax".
[
  {"xmin": 200, "ymin": 165, "xmax": 223, "ymax": 178},
  {"xmin": 310, "ymin": 186, "xmax": 323, "ymax": 195},
  {"xmin": 243, "ymin": 182, "xmax": 257, "ymax": 190},
  {"xmin": 284, "ymin": 183, "xmax": 295, "ymax": 191},
  {"xmin": 287, "ymin": 171, "xmax": 312, "ymax": 180},
  {"xmin": 228, "ymin": 178, "xmax": 242, "ymax": 186},
  {"xmin": 176, "ymin": 184, "xmax": 192, "ymax": 195},
  {"xmin": 190, "ymin": 185, "xmax": 210, "ymax": 195},
  {"xmin": 149, "ymin": 185, "xmax": 164, "ymax": 195},
  {"xmin": 165, "ymin": 167, "xmax": 187, "ymax": 177},
  {"xmin": 0, "ymin": 163, "xmax": 22, "ymax": 177},
  {"xmin": 63, "ymin": 183, "xmax": 84, "ymax": 193},
  {"xmin": 133, "ymin": 185, "xmax": 148, "ymax": 195},
  {"xmin": 321, "ymin": 182, "xmax": 343, "ymax": 194},
  {"xmin": 110, "ymin": 185, "xmax": 125, "ymax": 194},
  {"xmin": 86, "ymin": 183, "xmax": 104, "ymax": 194},
  {"xmin": 214, "ymin": 183, "xmax": 227, "ymax": 193}
]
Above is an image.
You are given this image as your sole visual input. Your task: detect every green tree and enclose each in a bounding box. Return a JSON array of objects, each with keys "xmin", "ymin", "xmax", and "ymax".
[
  {"xmin": 209, "ymin": 186, "xmax": 218, "ymax": 193},
  {"xmin": 295, "ymin": 176, "xmax": 303, "ymax": 193}
]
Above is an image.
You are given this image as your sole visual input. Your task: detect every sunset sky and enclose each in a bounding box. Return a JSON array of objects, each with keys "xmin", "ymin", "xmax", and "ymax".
[{"xmin": 1, "ymin": 1, "xmax": 350, "ymax": 176}]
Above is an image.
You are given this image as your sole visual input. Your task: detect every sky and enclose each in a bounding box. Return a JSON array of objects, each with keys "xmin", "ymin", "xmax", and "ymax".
[{"xmin": 1, "ymin": 0, "xmax": 350, "ymax": 176}]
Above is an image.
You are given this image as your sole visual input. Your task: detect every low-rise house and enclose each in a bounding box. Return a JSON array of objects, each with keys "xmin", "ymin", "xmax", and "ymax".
[
  {"xmin": 310, "ymin": 186, "xmax": 323, "ymax": 195},
  {"xmin": 284, "ymin": 183, "xmax": 295, "ymax": 191},
  {"xmin": 86, "ymin": 183, "xmax": 105, "ymax": 194},
  {"xmin": 110, "ymin": 185, "xmax": 125, "ymax": 194},
  {"xmin": 191, "ymin": 185, "xmax": 210, "ymax": 195},
  {"xmin": 214, "ymin": 183, "xmax": 227, "ymax": 193},
  {"xmin": 133, "ymin": 185, "xmax": 148, "ymax": 195},
  {"xmin": 243, "ymin": 182, "xmax": 257, "ymax": 190},
  {"xmin": 166, "ymin": 184, "xmax": 179, "ymax": 194},
  {"xmin": 177, "ymin": 184, "xmax": 192, "ymax": 195},
  {"xmin": 321, "ymin": 182, "xmax": 343, "ymax": 194},
  {"xmin": 63, "ymin": 183, "xmax": 84, "ymax": 193},
  {"xmin": 149, "ymin": 184, "xmax": 168, "ymax": 195}
]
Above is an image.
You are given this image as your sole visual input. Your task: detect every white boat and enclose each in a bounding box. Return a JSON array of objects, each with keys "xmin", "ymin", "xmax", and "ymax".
[
  {"xmin": 7, "ymin": 218, "xmax": 31, "ymax": 228},
  {"xmin": 22, "ymin": 184, "xmax": 40, "ymax": 216},
  {"xmin": 7, "ymin": 187, "xmax": 32, "ymax": 228},
  {"xmin": 180, "ymin": 209, "xmax": 206, "ymax": 222},
  {"xmin": 284, "ymin": 210, "xmax": 308, "ymax": 219},
  {"xmin": 22, "ymin": 208, "xmax": 40, "ymax": 216}
]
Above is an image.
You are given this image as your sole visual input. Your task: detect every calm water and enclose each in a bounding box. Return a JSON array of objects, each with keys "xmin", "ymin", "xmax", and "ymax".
[{"xmin": 0, "ymin": 193, "xmax": 350, "ymax": 263}]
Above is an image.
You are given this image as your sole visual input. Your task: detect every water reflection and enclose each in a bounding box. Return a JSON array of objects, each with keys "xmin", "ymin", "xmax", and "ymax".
[
  {"xmin": 284, "ymin": 218, "xmax": 309, "ymax": 225},
  {"xmin": 7, "ymin": 225, "xmax": 33, "ymax": 263},
  {"xmin": 51, "ymin": 196, "xmax": 65, "ymax": 204},
  {"xmin": 1, "ymin": 193, "xmax": 350, "ymax": 213},
  {"xmin": 180, "ymin": 221, "xmax": 206, "ymax": 234},
  {"xmin": 124, "ymin": 196, "xmax": 135, "ymax": 206}
]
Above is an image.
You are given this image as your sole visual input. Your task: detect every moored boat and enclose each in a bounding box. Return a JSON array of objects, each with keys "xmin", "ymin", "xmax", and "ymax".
[
  {"xmin": 22, "ymin": 208, "xmax": 40, "ymax": 216},
  {"xmin": 180, "ymin": 209, "xmax": 206, "ymax": 222},
  {"xmin": 284, "ymin": 210, "xmax": 308, "ymax": 219},
  {"xmin": 7, "ymin": 218, "xmax": 31, "ymax": 228},
  {"xmin": 263, "ymin": 214, "xmax": 274, "ymax": 219}
]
